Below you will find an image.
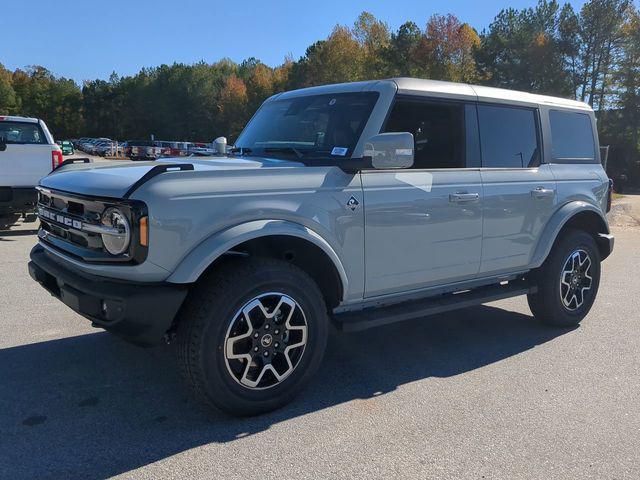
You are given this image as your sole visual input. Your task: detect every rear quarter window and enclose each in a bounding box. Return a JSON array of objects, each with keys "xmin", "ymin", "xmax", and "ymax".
[
  {"xmin": 549, "ymin": 110, "xmax": 595, "ymax": 161},
  {"xmin": 0, "ymin": 121, "xmax": 47, "ymax": 145}
]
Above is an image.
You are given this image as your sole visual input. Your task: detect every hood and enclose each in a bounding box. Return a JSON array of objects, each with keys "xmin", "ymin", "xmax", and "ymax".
[{"xmin": 39, "ymin": 156, "xmax": 303, "ymax": 198}]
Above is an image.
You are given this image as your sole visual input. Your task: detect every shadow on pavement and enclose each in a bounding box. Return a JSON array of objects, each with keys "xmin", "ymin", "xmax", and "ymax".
[
  {"xmin": 0, "ymin": 305, "xmax": 569, "ymax": 479},
  {"xmin": 0, "ymin": 214, "xmax": 38, "ymax": 236}
]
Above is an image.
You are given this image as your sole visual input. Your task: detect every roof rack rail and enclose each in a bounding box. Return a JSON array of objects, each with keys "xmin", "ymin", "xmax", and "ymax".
[{"xmin": 123, "ymin": 163, "xmax": 194, "ymax": 199}]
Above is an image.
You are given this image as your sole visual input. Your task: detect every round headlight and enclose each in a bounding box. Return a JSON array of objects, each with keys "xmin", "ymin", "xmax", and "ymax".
[{"xmin": 101, "ymin": 207, "xmax": 131, "ymax": 255}]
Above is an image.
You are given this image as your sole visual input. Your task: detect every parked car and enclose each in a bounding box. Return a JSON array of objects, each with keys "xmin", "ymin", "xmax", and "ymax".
[
  {"xmin": 28, "ymin": 78, "xmax": 614, "ymax": 416},
  {"xmin": 59, "ymin": 140, "xmax": 74, "ymax": 156},
  {"xmin": 0, "ymin": 115, "xmax": 62, "ymax": 215},
  {"xmin": 80, "ymin": 138, "xmax": 111, "ymax": 153},
  {"xmin": 73, "ymin": 138, "xmax": 90, "ymax": 149},
  {"xmin": 94, "ymin": 141, "xmax": 122, "ymax": 157},
  {"xmin": 128, "ymin": 141, "xmax": 161, "ymax": 160},
  {"xmin": 152, "ymin": 140, "xmax": 181, "ymax": 157}
]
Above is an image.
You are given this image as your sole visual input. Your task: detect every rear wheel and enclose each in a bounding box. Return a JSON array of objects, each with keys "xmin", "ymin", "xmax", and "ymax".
[
  {"xmin": 176, "ymin": 258, "xmax": 328, "ymax": 416},
  {"xmin": 527, "ymin": 229, "xmax": 601, "ymax": 327}
]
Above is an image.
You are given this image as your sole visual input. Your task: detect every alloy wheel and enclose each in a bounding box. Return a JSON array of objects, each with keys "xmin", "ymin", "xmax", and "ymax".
[
  {"xmin": 224, "ymin": 292, "xmax": 308, "ymax": 390},
  {"xmin": 559, "ymin": 249, "xmax": 593, "ymax": 311}
]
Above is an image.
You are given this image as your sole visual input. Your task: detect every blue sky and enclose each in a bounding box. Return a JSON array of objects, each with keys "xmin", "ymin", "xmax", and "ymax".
[{"xmin": 2, "ymin": 0, "xmax": 587, "ymax": 84}]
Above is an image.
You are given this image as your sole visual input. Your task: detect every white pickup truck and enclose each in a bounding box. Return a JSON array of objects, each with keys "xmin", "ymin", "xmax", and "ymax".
[{"xmin": 0, "ymin": 116, "xmax": 62, "ymax": 216}]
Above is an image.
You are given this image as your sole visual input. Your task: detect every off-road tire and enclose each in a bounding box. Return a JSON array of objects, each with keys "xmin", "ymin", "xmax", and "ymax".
[
  {"xmin": 527, "ymin": 229, "xmax": 601, "ymax": 327},
  {"xmin": 176, "ymin": 258, "xmax": 329, "ymax": 416}
]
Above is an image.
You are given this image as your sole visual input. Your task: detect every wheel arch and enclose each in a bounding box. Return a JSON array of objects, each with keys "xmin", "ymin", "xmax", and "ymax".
[
  {"xmin": 167, "ymin": 219, "xmax": 348, "ymax": 308},
  {"xmin": 531, "ymin": 201, "xmax": 612, "ymax": 268}
]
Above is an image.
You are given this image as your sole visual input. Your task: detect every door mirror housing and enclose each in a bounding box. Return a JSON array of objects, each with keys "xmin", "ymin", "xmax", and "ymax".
[
  {"xmin": 213, "ymin": 136, "xmax": 227, "ymax": 155},
  {"xmin": 363, "ymin": 132, "xmax": 414, "ymax": 169}
]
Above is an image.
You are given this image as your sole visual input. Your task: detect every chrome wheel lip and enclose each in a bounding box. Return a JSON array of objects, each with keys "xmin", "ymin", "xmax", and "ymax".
[
  {"xmin": 223, "ymin": 292, "xmax": 308, "ymax": 391},
  {"xmin": 559, "ymin": 249, "xmax": 593, "ymax": 311}
]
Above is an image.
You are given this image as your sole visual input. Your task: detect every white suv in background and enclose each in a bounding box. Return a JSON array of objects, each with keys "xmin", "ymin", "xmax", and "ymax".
[{"xmin": 0, "ymin": 116, "xmax": 62, "ymax": 216}]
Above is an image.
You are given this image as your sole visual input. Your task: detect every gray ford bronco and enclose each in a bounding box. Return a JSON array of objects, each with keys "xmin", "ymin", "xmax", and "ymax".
[{"xmin": 28, "ymin": 78, "xmax": 614, "ymax": 416}]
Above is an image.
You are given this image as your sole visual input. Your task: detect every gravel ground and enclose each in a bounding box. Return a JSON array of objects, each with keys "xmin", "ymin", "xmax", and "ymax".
[{"xmin": 0, "ymin": 198, "xmax": 639, "ymax": 480}]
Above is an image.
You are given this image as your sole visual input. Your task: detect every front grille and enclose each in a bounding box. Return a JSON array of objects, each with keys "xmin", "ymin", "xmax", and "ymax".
[{"xmin": 36, "ymin": 187, "xmax": 148, "ymax": 264}]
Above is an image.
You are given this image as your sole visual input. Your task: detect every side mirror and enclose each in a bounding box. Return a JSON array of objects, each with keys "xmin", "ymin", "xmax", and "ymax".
[
  {"xmin": 214, "ymin": 136, "xmax": 227, "ymax": 155},
  {"xmin": 363, "ymin": 132, "xmax": 414, "ymax": 169}
]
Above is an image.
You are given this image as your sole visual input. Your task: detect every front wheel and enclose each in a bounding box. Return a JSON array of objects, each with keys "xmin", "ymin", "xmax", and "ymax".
[
  {"xmin": 176, "ymin": 258, "xmax": 329, "ymax": 416},
  {"xmin": 528, "ymin": 229, "xmax": 601, "ymax": 327}
]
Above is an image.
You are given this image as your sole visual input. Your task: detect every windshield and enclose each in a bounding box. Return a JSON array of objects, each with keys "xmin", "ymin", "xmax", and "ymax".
[{"xmin": 234, "ymin": 92, "xmax": 379, "ymax": 159}]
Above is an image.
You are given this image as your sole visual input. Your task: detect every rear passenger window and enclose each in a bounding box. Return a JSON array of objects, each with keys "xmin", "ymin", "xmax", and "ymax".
[
  {"xmin": 549, "ymin": 110, "xmax": 595, "ymax": 161},
  {"xmin": 0, "ymin": 121, "xmax": 47, "ymax": 145},
  {"xmin": 383, "ymin": 98, "xmax": 465, "ymax": 169},
  {"xmin": 478, "ymin": 105, "xmax": 539, "ymax": 168}
]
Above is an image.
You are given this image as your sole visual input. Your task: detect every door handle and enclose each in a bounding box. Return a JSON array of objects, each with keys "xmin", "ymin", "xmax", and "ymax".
[
  {"xmin": 531, "ymin": 187, "xmax": 555, "ymax": 199},
  {"xmin": 449, "ymin": 192, "xmax": 480, "ymax": 203}
]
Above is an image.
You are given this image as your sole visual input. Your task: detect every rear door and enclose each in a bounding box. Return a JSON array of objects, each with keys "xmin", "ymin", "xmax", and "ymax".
[
  {"xmin": 0, "ymin": 120, "xmax": 53, "ymax": 187},
  {"xmin": 477, "ymin": 104, "xmax": 557, "ymax": 275},
  {"xmin": 362, "ymin": 97, "xmax": 484, "ymax": 297}
]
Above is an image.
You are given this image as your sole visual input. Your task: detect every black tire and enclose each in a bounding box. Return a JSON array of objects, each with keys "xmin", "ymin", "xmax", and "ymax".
[
  {"xmin": 527, "ymin": 229, "xmax": 601, "ymax": 327},
  {"xmin": 176, "ymin": 258, "xmax": 329, "ymax": 416}
]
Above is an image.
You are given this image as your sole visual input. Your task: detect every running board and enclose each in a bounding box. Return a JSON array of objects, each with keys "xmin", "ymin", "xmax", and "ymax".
[{"xmin": 334, "ymin": 280, "xmax": 536, "ymax": 332}]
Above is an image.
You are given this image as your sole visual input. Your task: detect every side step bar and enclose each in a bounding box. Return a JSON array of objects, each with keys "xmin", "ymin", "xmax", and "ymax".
[{"xmin": 334, "ymin": 280, "xmax": 536, "ymax": 332}]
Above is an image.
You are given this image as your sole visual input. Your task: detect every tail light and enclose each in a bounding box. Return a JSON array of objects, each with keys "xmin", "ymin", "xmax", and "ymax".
[
  {"xmin": 606, "ymin": 178, "xmax": 613, "ymax": 213},
  {"xmin": 51, "ymin": 149, "xmax": 64, "ymax": 170}
]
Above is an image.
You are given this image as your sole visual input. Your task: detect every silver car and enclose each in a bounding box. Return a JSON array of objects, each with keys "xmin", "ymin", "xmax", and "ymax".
[{"xmin": 28, "ymin": 78, "xmax": 614, "ymax": 416}]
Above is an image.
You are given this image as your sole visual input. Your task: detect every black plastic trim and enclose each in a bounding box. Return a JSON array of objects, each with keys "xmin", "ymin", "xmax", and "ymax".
[
  {"xmin": 36, "ymin": 187, "xmax": 149, "ymax": 264},
  {"xmin": 51, "ymin": 157, "xmax": 91, "ymax": 172},
  {"xmin": 335, "ymin": 279, "xmax": 535, "ymax": 332},
  {"xmin": 28, "ymin": 245, "xmax": 187, "ymax": 345},
  {"xmin": 123, "ymin": 163, "xmax": 194, "ymax": 199}
]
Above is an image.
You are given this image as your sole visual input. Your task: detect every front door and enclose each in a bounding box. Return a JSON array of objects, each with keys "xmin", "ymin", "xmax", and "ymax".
[{"xmin": 362, "ymin": 97, "xmax": 483, "ymax": 298}]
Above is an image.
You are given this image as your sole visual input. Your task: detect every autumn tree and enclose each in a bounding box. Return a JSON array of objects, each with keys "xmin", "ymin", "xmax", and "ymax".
[
  {"xmin": 217, "ymin": 74, "xmax": 248, "ymax": 140},
  {"xmin": 476, "ymin": 1, "xmax": 579, "ymax": 96},
  {"xmin": 0, "ymin": 64, "xmax": 17, "ymax": 114},
  {"xmin": 387, "ymin": 21, "xmax": 423, "ymax": 76},
  {"xmin": 352, "ymin": 12, "xmax": 391, "ymax": 78},
  {"xmin": 290, "ymin": 25, "xmax": 364, "ymax": 87},
  {"xmin": 417, "ymin": 14, "xmax": 480, "ymax": 83}
]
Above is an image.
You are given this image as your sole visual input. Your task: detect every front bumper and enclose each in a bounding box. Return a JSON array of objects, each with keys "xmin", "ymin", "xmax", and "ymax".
[
  {"xmin": 0, "ymin": 187, "xmax": 37, "ymax": 214},
  {"xmin": 28, "ymin": 244, "xmax": 188, "ymax": 345}
]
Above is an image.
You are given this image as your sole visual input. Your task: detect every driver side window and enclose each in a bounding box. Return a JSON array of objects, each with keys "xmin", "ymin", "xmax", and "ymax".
[{"xmin": 382, "ymin": 97, "xmax": 467, "ymax": 169}]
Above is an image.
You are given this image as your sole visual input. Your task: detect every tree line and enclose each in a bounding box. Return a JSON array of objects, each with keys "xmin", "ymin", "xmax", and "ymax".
[{"xmin": 0, "ymin": 0, "xmax": 638, "ymax": 177}]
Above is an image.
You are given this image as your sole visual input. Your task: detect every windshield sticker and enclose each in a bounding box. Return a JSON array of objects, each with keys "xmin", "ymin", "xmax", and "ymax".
[{"xmin": 331, "ymin": 147, "xmax": 348, "ymax": 156}]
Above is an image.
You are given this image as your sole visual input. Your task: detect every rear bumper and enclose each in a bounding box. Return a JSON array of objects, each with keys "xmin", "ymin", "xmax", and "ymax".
[
  {"xmin": 0, "ymin": 187, "xmax": 37, "ymax": 214},
  {"xmin": 28, "ymin": 244, "xmax": 188, "ymax": 345}
]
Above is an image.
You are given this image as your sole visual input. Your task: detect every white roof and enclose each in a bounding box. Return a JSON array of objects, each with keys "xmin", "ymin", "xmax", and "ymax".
[
  {"xmin": 0, "ymin": 115, "xmax": 39, "ymax": 123},
  {"xmin": 393, "ymin": 78, "xmax": 590, "ymax": 110},
  {"xmin": 276, "ymin": 77, "xmax": 591, "ymax": 111}
]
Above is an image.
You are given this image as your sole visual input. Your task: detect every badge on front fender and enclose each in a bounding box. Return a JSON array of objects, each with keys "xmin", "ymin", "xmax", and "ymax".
[{"xmin": 346, "ymin": 196, "xmax": 360, "ymax": 211}]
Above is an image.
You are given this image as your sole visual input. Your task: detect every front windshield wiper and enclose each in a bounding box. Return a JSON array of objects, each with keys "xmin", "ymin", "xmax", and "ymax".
[{"xmin": 262, "ymin": 147, "xmax": 305, "ymax": 160}]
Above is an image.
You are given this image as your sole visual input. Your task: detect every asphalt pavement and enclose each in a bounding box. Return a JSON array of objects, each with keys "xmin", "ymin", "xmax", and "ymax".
[{"xmin": 0, "ymin": 196, "xmax": 639, "ymax": 479}]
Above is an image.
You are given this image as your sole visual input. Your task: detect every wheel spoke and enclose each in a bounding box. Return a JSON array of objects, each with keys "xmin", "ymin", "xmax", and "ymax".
[
  {"xmin": 579, "ymin": 252, "xmax": 591, "ymax": 270},
  {"xmin": 575, "ymin": 287, "xmax": 585, "ymax": 307}
]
